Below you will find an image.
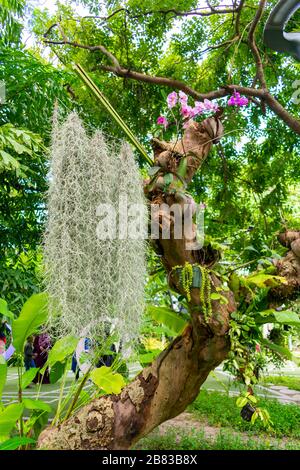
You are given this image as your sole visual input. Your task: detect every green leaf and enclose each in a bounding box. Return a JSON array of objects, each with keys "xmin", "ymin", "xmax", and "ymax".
[
  {"xmin": 0, "ymin": 436, "xmax": 35, "ymax": 450},
  {"xmin": 22, "ymin": 398, "xmax": 51, "ymax": 412},
  {"xmin": 236, "ymin": 397, "xmax": 247, "ymax": 408},
  {"xmin": 0, "ymin": 363, "xmax": 7, "ymax": 401},
  {"xmin": 147, "ymin": 305, "xmax": 187, "ymax": 334},
  {"xmin": 177, "ymin": 157, "xmax": 188, "ymax": 179},
  {"xmin": 0, "ymin": 299, "xmax": 8, "ymax": 316},
  {"xmin": 273, "ymin": 310, "xmax": 300, "ymax": 326},
  {"xmin": 0, "ymin": 299, "xmax": 14, "ymax": 320},
  {"xmin": 49, "ymin": 361, "xmax": 65, "ymax": 384},
  {"xmin": 248, "ymin": 395, "xmax": 257, "ymax": 404},
  {"xmin": 163, "ymin": 173, "xmax": 173, "ymax": 186},
  {"xmin": 47, "ymin": 335, "xmax": 78, "ymax": 367},
  {"xmin": 5, "ymin": 137, "xmax": 31, "ymax": 155},
  {"xmin": 261, "ymin": 339, "xmax": 292, "ymax": 360},
  {"xmin": 251, "ymin": 409, "xmax": 258, "ymax": 424},
  {"xmin": 90, "ymin": 366, "xmax": 126, "ymax": 394},
  {"xmin": 139, "ymin": 351, "xmax": 160, "ymax": 364},
  {"xmin": 12, "ymin": 293, "xmax": 48, "ymax": 353},
  {"xmin": 0, "ymin": 403, "xmax": 24, "ymax": 435},
  {"xmin": 21, "ymin": 368, "xmax": 39, "ymax": 390},
  {"xmin": 0, "ymin": 150, "xmax": 20, "ymax": 169},
  {"xmin": 210, "ymin": 293, "xmax": 228, "ymax": 304},
  {"xmin": 255, "ymin": 310, "xmax": 300, "ymax": 327},
  {"xmin": 246, "ymin": 273, "xmax": 286, "ymax": 289}
]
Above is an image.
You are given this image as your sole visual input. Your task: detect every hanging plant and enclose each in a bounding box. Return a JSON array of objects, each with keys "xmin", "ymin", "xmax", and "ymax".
[
  {"xmin": 172, "ymin": 263, "xmax": 212, "ymax": 321},
  {"xmin": 43, "ymin": 112, "xmax": 146, "ymax": 346}
]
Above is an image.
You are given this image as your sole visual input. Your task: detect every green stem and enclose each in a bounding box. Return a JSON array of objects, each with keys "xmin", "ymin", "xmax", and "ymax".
[
  {"xmin": 64, "ymin": 366, "xmax": 92, "ymax": 421},
  {"xmin": 73, "ymin": 63, "xmax": 153, "ymax": 166},
  {"xmin": 17, "ymin": 362, "xmax": 24, "ymax": 439},
  {"xmin": 52, "ymin": 362, "xmax": 68, "ymax": 426}
]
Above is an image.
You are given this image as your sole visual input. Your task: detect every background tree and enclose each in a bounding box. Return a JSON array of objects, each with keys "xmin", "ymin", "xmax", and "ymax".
[{"xmin": 0, "ymin": 1, "xmax": 72, "ymax": 310}]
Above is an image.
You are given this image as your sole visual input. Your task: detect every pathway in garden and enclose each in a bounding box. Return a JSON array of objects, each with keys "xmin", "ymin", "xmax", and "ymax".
[{"xmin": 2, "ymin": 365, "xmax": 300, "ymax": 411}]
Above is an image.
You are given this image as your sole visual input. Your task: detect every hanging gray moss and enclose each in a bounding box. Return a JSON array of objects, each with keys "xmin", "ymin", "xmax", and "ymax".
[{"xmin": 43, "ymin": 112, "xmax": 146, "ymax": 345}]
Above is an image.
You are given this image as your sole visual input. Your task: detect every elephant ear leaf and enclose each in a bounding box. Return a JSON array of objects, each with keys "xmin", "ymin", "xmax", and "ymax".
[
  {"xmin": 147, "ymin": 305, "xmax": 187, "ymax": 335},
  {"xmin": 90, "ymin": 366, "xmax": 126, "ymax": 394},
  {"xmin": 246, "ymin": 273, "xmax": 286, "ymax": 289},
  {"xmin": 12, "ymin": 293, "xmax": 48, "ymax": 354}
]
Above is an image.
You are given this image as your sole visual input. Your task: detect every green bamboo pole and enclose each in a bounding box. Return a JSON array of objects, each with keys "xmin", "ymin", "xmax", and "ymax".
[{"xmin": 73, "ymin": 63, "xmax": 153, "ymax": 166}]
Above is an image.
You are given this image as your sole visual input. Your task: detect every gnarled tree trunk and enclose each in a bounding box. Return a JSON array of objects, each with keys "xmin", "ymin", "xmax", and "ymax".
[{"xmin": 38, "ymin": 117, "xmax": 298, "ymax": 450}]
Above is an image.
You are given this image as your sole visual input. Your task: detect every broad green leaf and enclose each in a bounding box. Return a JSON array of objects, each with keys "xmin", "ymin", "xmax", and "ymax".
[
  {"xmin": 248, "ymin": 395, "xmax": 257, "ymax": 404},
  {"xmin": 21, "ymin": 368, "xmax": 39, "ymax": 390},
  {"xmin": 12, "ymin": 293, "xmax": 48, "ymax": 353},
  {"xmin": 5, "ymin": 137, "xmax": 31, "ymax": 155},
  {"xmin": 22, "ymin": 398, "xmax": 51, "ymax": 412},
  {"xmin": 47, "ymin": 335, "xmax": 78, "ymax": 367},
  {"xmin": 90, "ymin": 366, "xmax": 126, "ymax": 394},
  {"xmin": 0, "ymin": 403, "xmax": 24, "ymax": 435},
  {"xmin": 236, "ymin": 397, "xmax": 247, "ymax": 408},
  {"xmin": 261, "ymin": 339, "xmax": 292, "ymax": 360},
  {"xmin": 49, "ymin": 361, "xmax": 65, "ymax": 384},
  {"xmin": 147, "ymin": 305, "xmax": 187, "ymax": 334},
  {"xmin": 139, "ymin": 351, "xmax": 160, "ymax": 364},
  {"xmin": 0, "ymin": 299, "xmax": 14, "ymax": 321},
  {"xmin": 273, "ymin": 310, "xmax": 300, "ymax": 326},
  {"xmin": 246, "ymin": 274, "xmax": 286, "ymax": 289},
  {"xmin": 0, "ymin": 299, "xmax": 8, "ymax": 316},
  {"xmin": 255, "ymin": 310, "xmax": 300, "ymax": 327},
  {"xmin": 0, "ymin": 363, "xmax": 7, "ymax": 401},
  {"xmin": 0, "ymin": 436, "xmax": 35, "ymax": 450}
]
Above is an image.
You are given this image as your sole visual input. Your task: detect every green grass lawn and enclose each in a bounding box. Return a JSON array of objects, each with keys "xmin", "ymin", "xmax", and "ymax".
[
  {"xmin": 136, "ymin": 429, "xmax": 300, "ymax": 450},
  {"xmin": 189, "ymin": 390, "xmax": 300, "ymax": 438},
  {"xmin": 261, "ymin": 375, "xmax": 300, "ymax": 392},
  {"xmin": 136, "ymin": 390, "xmax": 300, "ymax": 450}
]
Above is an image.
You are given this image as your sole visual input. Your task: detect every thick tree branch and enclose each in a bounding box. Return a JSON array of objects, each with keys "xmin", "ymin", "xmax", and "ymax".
[
  {"xmin": 247, "ymin": 0, "xmax": 267, "ymax": 89},
  {"xmin": 43, "ymin": 3, "xmax": 300, "ymax": 136},
  {"xmin": 83, "ymin": 2, "xmax": 247, "ymax": 23},
  {"xmin": 235, "ymin": 0, "xmax": 245, "ymax": 35},
  {"xmin": 271, "ymin": 231, "xmax": 300, "ymax": 300}
]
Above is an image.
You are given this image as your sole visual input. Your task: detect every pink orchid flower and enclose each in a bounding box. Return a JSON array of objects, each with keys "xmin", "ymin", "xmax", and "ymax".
[
  {"xmin": 167, "ymin": 91, "xmax": 178, "ymax": 109},
  {"xmin": 180, "ymin": 104, "xmax": 194, "ymax": 118},
  {"xmin": 193, "ymin": 101, "xmax": 205, "ymax": 115},
  {"xmin": 179, "ymin": 91, "xmax": 188, "ymax": 105},
  {"xmin": 228, "ymin": 90, "xmax": 249, "ymax": 107},
  {"xmin": 157, "ymin": 115, "xmax": 168, "ymax": 130}
]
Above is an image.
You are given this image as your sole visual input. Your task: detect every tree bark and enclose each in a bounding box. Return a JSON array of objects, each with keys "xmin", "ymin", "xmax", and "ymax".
[
  {"xmin": 271, "ymin": 230, "xmax": 300, "ymax": 300},
  {"xmin": 38, "ymin": 324, "xmax": 230, "ymax": 450}
]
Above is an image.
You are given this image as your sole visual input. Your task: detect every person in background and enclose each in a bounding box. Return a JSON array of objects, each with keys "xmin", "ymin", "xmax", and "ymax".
[
  {"xmin": 24, "ymin": 336, "xmax": 36, "ymax": 371},
  {"xmin": 0, "ymin": 332, "xmax": 6, "ymax": 355},
  {"xmin": 33, "ymin": 333, "xmax": 51, "ymax": 384}
]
